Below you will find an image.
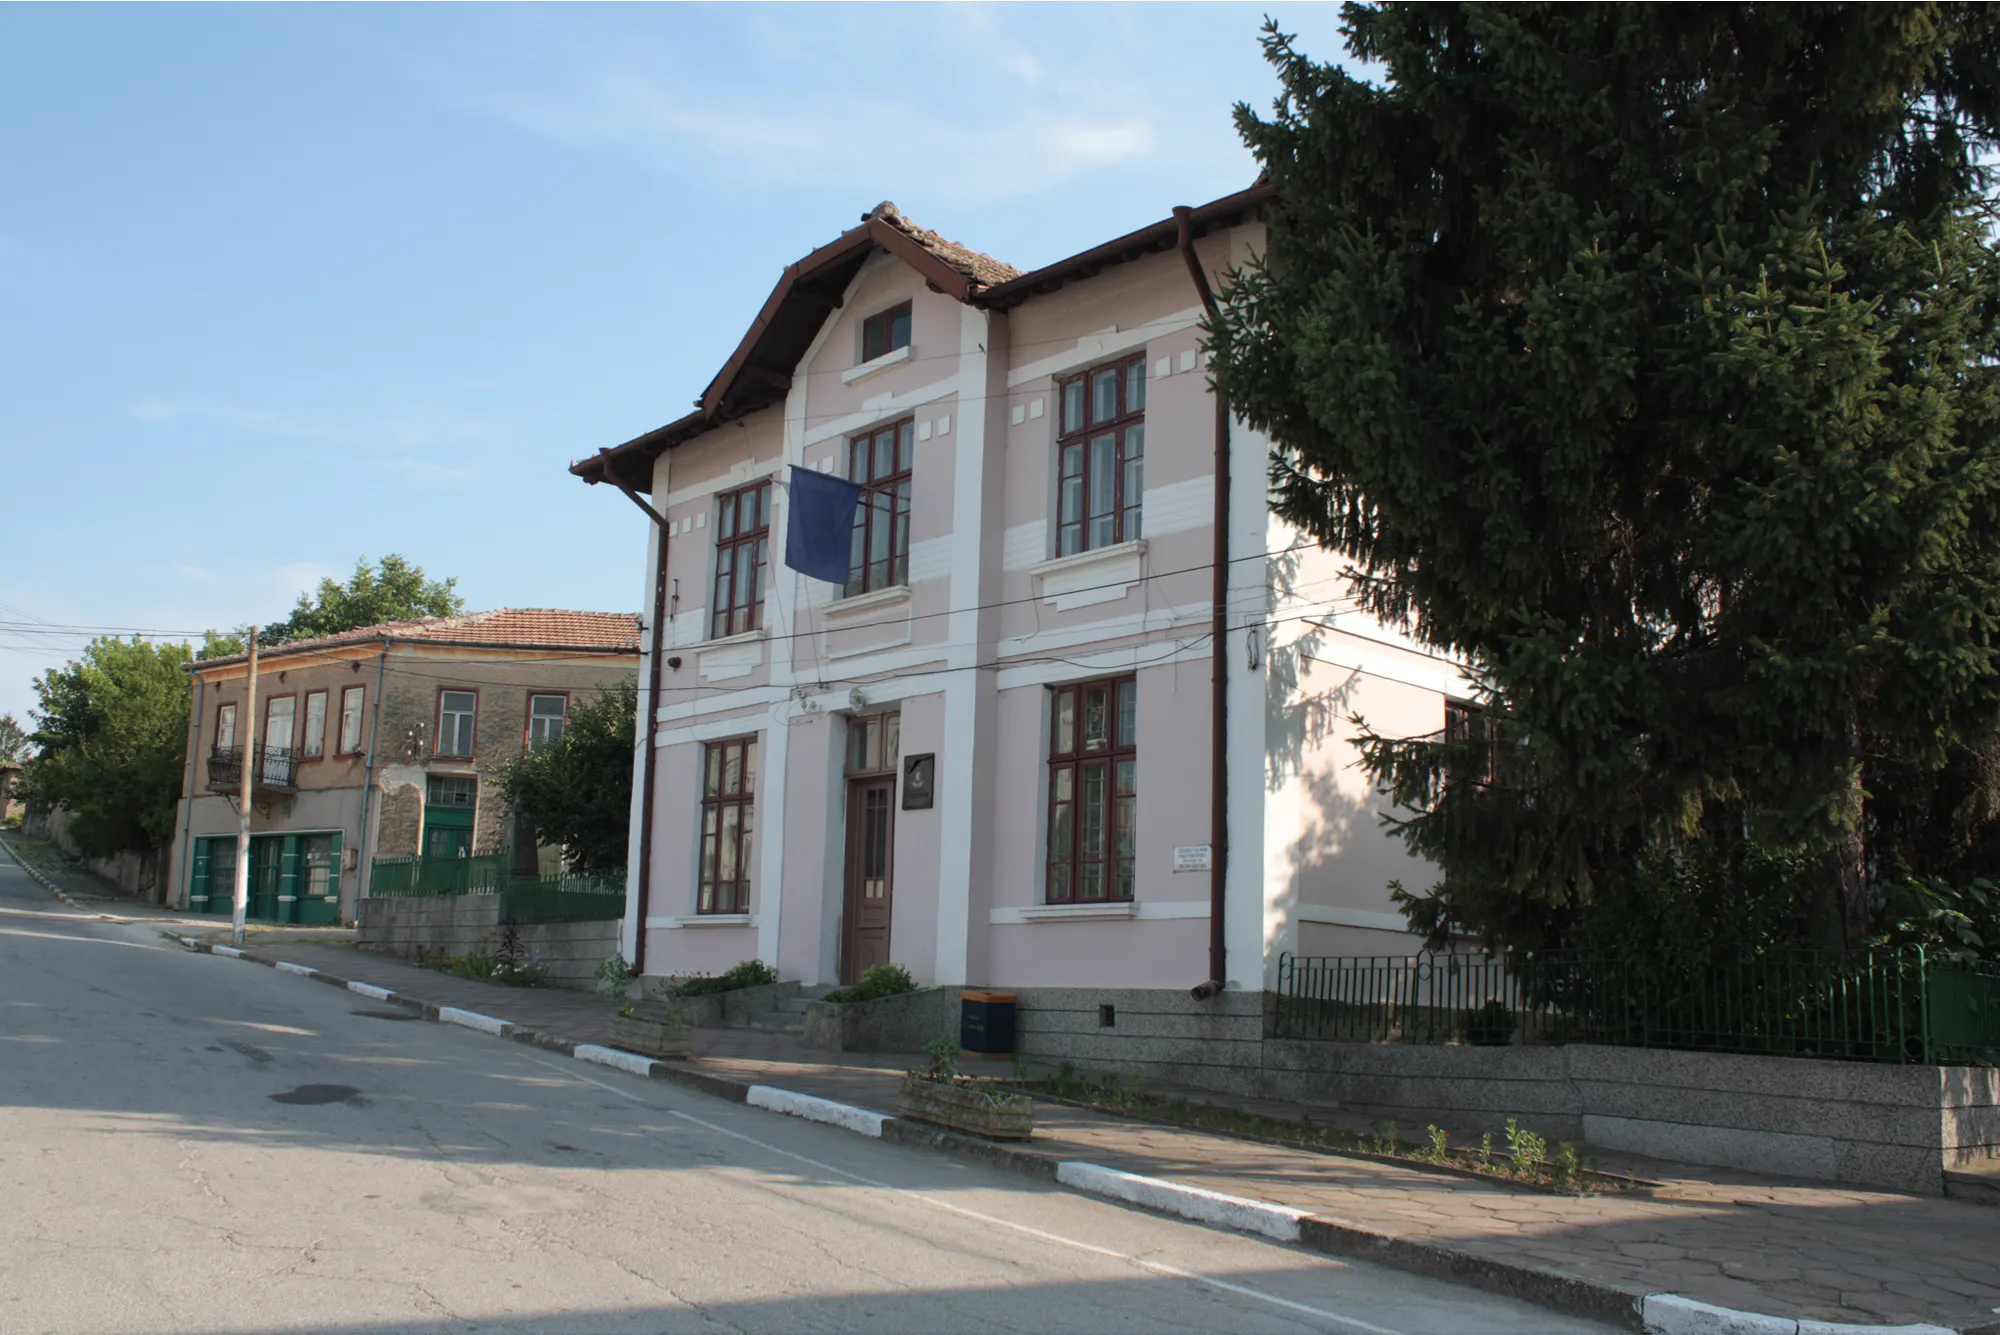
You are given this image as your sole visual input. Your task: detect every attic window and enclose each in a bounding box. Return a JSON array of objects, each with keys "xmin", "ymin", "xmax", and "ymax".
[{"xmin": 861, "ymin": 302, "xmax": 912, "ymax": 363}]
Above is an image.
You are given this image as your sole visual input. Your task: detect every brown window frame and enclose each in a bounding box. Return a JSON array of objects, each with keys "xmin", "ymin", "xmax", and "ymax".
[
  {"xmin": 846, "ymin": 418, "xmax": 914, "ymax": 596},
  {"xmin": 698, "ymin": 735, "xmax": 758, "ymax": 915},
  {"xmin": 526, "ymin": 691, "xmax": 569, "ymax": 752},
  {"xmin": 337, "ymin": 685, "xmax": 365, "ymax": 755},
  {"xmin": 1056, "ymin": 354, "xmax": 1146, "ymax": 556},
  {"xmin": 300, "ymin": 689, "xmax": 328, "ymax": 761},
  {"xmin": 711, "ymin": 481, "xmax": 771, "ymax": 640},
  {"xmin": 1045, "ymin": 674, "xmax": 1138, "ymax": 904},
  {"xmin": 436, "ymin": 688, "xmax": 478, "ymax": 759},
  {"xmin": 860, "ymin": 301, "xmax": 912, "ymax": 363},
  {"xmin": 1444, "ymin": 700, "xmax": 1498, "ymax": 788}
]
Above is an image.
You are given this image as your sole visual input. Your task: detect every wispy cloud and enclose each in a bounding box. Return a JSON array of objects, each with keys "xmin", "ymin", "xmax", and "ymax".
[{"xmin": 127, "ymin": 399, "xmax": 499, "ymax": 454}]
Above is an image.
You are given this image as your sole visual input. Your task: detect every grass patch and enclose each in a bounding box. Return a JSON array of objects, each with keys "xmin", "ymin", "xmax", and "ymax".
[{"xmin": 1014, "ymin": 1065, "xmax": 1631, "ymax": 1195}]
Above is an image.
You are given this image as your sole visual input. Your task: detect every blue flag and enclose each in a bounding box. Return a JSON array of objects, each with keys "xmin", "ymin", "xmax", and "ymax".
[{"xmin": 784, "ymin": 465, "xmax": 864, "ymax": 584}]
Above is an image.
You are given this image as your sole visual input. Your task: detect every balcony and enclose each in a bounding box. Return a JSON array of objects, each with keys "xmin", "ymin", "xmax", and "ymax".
[{"xmin": 206, "ymin": 745, "xmax": 297, "ymax": 793}]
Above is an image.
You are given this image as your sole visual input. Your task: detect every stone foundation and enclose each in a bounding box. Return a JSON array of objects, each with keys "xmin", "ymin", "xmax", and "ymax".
[
  {"xmin": 1007, "ymin": 985, "xmax": 2000, "ymax": 1195},
  {"xmin": 357, "ymin": 895, "xmax": 619, "ymax": 991}
]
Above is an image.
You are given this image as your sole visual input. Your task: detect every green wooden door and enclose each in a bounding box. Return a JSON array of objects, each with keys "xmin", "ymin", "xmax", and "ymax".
[
  {"xmin": 423, "ymin": 806, "xmax": 474, "ymax": 860},
  {"xmin": 297, "ymin": 833, "xmax": 341, "ymax": 926}
]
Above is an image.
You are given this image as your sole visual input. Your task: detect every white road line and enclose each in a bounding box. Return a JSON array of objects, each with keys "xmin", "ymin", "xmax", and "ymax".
[{"xmin": 532, "ymin": 1058, "xmax": 1402, "ymax": 1335}]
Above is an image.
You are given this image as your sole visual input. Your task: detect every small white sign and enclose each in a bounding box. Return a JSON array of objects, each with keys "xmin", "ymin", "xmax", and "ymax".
[{"xmin": 1172, "ymin": 844, "xmax": 1212, "ymax": 873}]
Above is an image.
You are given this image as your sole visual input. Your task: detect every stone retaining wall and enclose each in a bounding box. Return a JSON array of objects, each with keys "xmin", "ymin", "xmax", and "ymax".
[
  {"xmin": 1008, "ymin": 984, "xmax": 2000, "ymax": 1195},
  {"xmin": 357, "ymin": 895, "xmax": 619, "ymax": 991}
]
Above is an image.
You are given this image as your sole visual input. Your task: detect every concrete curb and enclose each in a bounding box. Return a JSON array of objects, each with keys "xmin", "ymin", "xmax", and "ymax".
[
  {"xmin": 183, "ymin": 941, "xmax": 1980, "ymax": 1335},
  {"xmin": 0, "ymin": 837, "xmax": 83, "ymax": 908}
]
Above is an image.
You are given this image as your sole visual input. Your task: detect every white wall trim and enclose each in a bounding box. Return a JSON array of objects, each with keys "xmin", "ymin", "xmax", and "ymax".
[
  {"xmin": 755, "ymin": 718, "xmax": 788, "ymax": 967},
  {"xmin": 1002, "ymin": 520, "xmax": 1048, "ymax": 572},
  {"xmin": 996, "ymin": 599, "xmax": 1209, "ymax": 661},
  {"xmin": 819, "ymin": 584, "xmax": 912, "ymax": 622},
  {"xmin": 662, "ymin": 454, "xmax": 783, "ymax": 511},
  {"xmin": 1028, "ymin": 539, "xmax": 1147, "ymax": 611},
  {"xmin": 802, "ymin": 378, "xmax": 960, "ymax": 449},
  {"xmin": 1004, "ymin": 308, "xmax": 1202, "ymax": 389},
  {"xmin": 994, "ymin": 642, "xmax": 1211, "ymax": 692},
  {"xmin": 1291, "ymin": 904, "xmax": 1416, "ymax": 935},
  {"xmin": 991, "ymin": 899, "xmax": 1210, "ymax": 925},
  {"xmin": 1141, "ymin": 474, "xmax": 1216, "ymax": 539}
]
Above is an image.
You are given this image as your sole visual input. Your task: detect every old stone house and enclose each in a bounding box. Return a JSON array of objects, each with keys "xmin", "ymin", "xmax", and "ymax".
[{"xmin": 166, "ymin": 609, "xmax": 640, "ymax": 923}]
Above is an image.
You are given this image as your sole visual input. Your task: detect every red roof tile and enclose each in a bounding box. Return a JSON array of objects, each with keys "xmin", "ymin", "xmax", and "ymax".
[
  {"xmin": 865, "ymin": 201, "xmax": 1020, "ymax": 288},
  {"xmin": 197, "ymin": 608, "xmax": 640, "ymax": 667}
]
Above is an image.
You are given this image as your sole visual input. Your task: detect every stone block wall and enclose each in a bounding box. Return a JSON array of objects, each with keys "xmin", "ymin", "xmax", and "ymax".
[
  {"xmin": 357, "ymin": 895, "xmax": 619, "ymax": 992},
  {"xmin": 1001, "ymin": 986, "xmax": 1999, "ymax": 1195}
]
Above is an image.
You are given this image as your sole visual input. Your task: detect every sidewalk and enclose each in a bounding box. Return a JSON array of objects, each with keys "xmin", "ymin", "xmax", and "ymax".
[{"xmin": 232, "ymin": 940, "xmax": 2000, "ymax": 1333}]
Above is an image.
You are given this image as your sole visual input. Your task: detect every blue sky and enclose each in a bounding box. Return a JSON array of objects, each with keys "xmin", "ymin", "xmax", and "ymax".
[{"xmin": 0, "ymin": 2, "xmax": 1350, "ymax": 722}]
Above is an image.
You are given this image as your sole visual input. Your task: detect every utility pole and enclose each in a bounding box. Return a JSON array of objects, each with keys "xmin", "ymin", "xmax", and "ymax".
[{"xmin": 232, "ymin": 626, "xmax": 258, "ymax": 947}]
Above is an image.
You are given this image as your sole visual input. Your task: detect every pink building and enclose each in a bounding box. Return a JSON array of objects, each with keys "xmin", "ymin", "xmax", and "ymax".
[{"xmin": 571, "ymin": 185, "xmax": 1471, "ymax": 1062}]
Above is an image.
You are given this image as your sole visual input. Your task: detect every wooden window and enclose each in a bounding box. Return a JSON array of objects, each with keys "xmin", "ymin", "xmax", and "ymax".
[
  {"xmin": 846, "ymin": 418, "xmax": 914, "ymax": 596},
  {"xmin": 698, "ymin": 735, "xmax": 757, "ymax": 914},
  {"xmin": 216, "ymin": 702, "xmax": 237, "ymax": 751},
  {"xmin": 711, "ymin": 481, "xmax": 771, "ymax": 639},
  {"xmin": 301, "ymin": 691, "xmax": 327, "ymax": 759},
  {"xmin": 1445, "ymin": 700, "xmax": 1498, "ymax": 788},
  {"xmin": 426, "ymin": 775, "xmax": 477, "ymax": 807},
  {"xmin": 845, "ymin": 712, "xmax": 900, "ymax": 776},
  {"xmin": 1056, "ymin": 354, "xmax": 1146, "ymax": 556},
  {"xmin": 437, "ymin": 690, "xmax": 476, "ymax": 757},
  {"xmin": 528, "ymin": 694, "xmax": 567, "ymax": 750},
  {"xmin": 860, "ymin": 301, "xmax": 912, "ymax": 363},
  {"xmin": 1046, "ymin": 675, "xmax": 1138, "ymax": 903},
  {"xmin": 337, "ymin": 685, "xmax": 365, "ymax": 754}
]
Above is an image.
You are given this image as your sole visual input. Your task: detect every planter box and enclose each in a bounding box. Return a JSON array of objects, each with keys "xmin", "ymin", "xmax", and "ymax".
[
  {"xmin": 609, "ymin": 1015, "xmax": 693, "ymax": 1060},
  {"xmin": 898, "ymin": 1074, "xmax": 1034, "ymax": 1140}
]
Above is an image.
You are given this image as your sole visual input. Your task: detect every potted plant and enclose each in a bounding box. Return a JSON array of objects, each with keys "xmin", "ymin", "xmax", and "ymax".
[
  {"xmin": 608, "ymin": 1000, "xmax": 693, "ymax": 1059},
  {"xmin": 600, "ymin": 954, "xmax": 693, "ymax": 1059},
  {"xmin": 897, "ymin": 1035, "xmax": 1034, "ymax": 1140}
]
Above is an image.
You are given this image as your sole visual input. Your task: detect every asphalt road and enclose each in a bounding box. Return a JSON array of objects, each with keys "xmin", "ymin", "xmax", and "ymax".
[{"xmin": 0, "ymin": 856, "xmax": 1611, "ymax": 1334}]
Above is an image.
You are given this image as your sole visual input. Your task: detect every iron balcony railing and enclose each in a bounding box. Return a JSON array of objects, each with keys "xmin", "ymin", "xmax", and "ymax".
[
  {"xmin": 1273, "ymin": 948, "xmax": 2000, "ymax": 1066},
  {"xmin": 205, "ymin": 745, "xmax": 297, "ymax": 792}
]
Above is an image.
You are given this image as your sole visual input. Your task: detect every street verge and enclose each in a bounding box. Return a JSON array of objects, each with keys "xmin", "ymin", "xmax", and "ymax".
[{"xmin": 176, "ymin": 936, "xmax": 1990, "ymax": 1335}]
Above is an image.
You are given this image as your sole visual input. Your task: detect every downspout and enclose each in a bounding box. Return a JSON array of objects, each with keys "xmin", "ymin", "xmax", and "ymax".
[
  {"xmin": 620, "ymin": 481, "xmax": 671, "ymax": 975},
  {"xmin": 1175, "ymin": 205, "xmax": 1230, "ymax": 1001},
  {"xmin": 354, "ymin": 640, "xmax": 390, "ymax": 916},
  {"xmin": 174, "ymin": 672, "xmax": 205, "ymax": 909}
]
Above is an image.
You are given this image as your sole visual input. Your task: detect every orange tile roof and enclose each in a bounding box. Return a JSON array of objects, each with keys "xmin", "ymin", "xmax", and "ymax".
[
  {"xmin": 197, "ymin": 608, "xmax": 640, "ymax": 667},
  {"xmin": 866, "ymin": 201, "xmax": 1021, "ymax": 289}
]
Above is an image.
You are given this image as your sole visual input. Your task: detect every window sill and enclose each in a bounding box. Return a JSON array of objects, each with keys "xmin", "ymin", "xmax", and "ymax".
[
  {"xmin": 822, "ymin": 584, "xmax": 911, "ymax": 622},
  {"xmin": 646, "ymin": 913, "xmax": 757, "ymax": 929},
  {"xmin": 699, "ymin": 628, "xmax": 768, "ymax": 651},
  {"xmin": 1016, "ymin": 901, "xmax": 1136, "ymax": 922},
  {"xmin": 1028, "ymin": 539, "xmax": 1147, "ymax": 610},
  {"xmin": 841, "ymin": 344, "xmax": 912, "ymax": 384}
]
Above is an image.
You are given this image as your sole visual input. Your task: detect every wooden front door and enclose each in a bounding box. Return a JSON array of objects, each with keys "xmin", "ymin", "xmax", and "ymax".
[{"xmin": 841, "ymin": 775, "xmax": 896, "ymax": 984}]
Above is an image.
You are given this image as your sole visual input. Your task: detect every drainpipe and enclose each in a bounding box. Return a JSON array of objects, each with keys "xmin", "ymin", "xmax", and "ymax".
[
  {"xmin": 354, "ymin": 640, "xmax": 390, "ymax": 915},
  {"xmin": 1176, "ymin": 205, "xmax": 1230, "ymax": 1002},
  {"xmin": 174, "ymin": 672, "xmax": 205, "ymax": 909},
  {"xmin": 619, "ymin": 482, "xmax": 671, "ymax": 975}
]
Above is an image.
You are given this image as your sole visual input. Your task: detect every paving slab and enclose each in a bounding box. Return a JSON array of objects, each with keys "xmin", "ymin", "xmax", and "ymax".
[{"xmin": 232, "ymin": 939, "xmax": 2000, "ymax": 1332}]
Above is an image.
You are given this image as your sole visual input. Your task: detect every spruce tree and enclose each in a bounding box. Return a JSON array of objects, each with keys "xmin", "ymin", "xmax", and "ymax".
[{"xmin": 1212, "ymin": 5, "xmax": 2000, "ymax": 952}]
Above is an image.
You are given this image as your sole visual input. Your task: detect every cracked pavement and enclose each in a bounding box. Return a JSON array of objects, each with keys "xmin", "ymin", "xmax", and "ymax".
[{"xmin": 0, "ymin": 858, "xmax": 1610, "ymax": 1334}]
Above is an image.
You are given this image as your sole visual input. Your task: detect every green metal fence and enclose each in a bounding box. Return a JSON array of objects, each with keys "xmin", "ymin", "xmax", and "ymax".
[
  {"xmin": 1273, "ymin": 948, "xmax": 2000, "ymax": 1065},
  {"xmin": 499, "ymin": 870, "xmax": 625, "ymax": 925},
  {"xmin": 369, "ymin": 852, "xmax": 509, "ymax": 897},
  {"xmin": 367, "ymin": 853, "xmax": 625, "ymax": 924}
]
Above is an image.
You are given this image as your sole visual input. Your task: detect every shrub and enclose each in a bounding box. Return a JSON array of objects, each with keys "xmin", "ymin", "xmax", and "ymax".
[
  {"xmin": 660, "ymin": 958, "xmax": 780, "ymax": 999},
  {"xmin": 821, "ymin": 963, "xmax": 917, "ymax": 1005}
]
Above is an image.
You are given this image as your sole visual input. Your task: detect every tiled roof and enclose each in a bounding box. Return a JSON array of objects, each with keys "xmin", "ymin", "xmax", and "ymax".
[
  {"xmin": 197, "ymin": 608, "xmax": 640, "ymax": 667},
  {"xmin": 865, "ymin": 201, "xmax": 1020, "ymax": 289}
]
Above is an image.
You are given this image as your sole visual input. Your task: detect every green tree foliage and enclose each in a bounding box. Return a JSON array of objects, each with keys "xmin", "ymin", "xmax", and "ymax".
[
  {"xmin": 495, "ymin": 680, "xmax": 635, "ymax": 874},
  {"xmin": 261, "ymin": 555, "xmax": 463, "ymax": 647},
  {"xmin": 0, "ymin": 713, "xmax": 28, "ymax": 764},
  {"xmin": 20, "ymin": 638, "xmax": 193, "ymax": 856},
  {"xmin": 1212, "ymin": 5, "xmax": 2000, "ymax": 953}
]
